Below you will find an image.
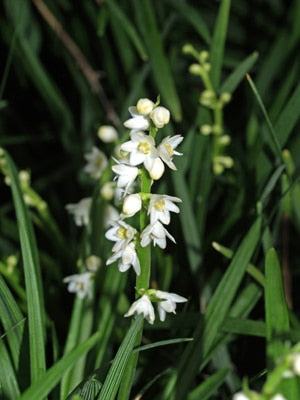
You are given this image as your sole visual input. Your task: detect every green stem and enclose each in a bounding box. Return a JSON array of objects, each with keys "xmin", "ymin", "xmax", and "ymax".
[{"xmin": 118, "ymin": 143, "xmax": 154, "ymax": 400}]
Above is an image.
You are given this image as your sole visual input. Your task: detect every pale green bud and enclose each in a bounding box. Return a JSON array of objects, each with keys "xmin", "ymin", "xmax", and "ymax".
[
  {"xmin": 19, "ymin": 170, "xmax": 30, "ymax": 187},
  {"xmin": 189, "ymin": 63, "xmax": 203, "ymax": 76},
  {"xmin": 122, "ymin": 194, "xmax": 142, "ymax": 216},
  {"xmin": 220, "ymin": 92, "xmax": 231, "ymax": 104},
  {"xmin": 218, "ymin": 135, "xmax": 231, "ymax": 145},
  {"xmin": 212, "ymin": 124, "xmax": 222, "ymax": 135},
  {"xmin": 200, "ymin": 90, "xmax": 215, "ymax": 107},
  {"xmin": 199, "ymin": 50, "xmax": 209, "ymax": 63},
  {"xmin": 200, "ymin": 124, "xmax": 212, "ymax": 135},
  {"xmin": 203, "ymin": 62, "xmax": 211, "ymax": 72}
]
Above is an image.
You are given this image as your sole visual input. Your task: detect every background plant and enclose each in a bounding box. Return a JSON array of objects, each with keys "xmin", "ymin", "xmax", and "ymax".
[{"xmin": 1, "ymin": 0, "xmax": 300, "ymax": 399}]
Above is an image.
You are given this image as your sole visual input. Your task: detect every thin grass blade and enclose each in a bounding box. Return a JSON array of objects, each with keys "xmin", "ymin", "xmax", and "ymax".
[{"xmin": 4, "ymin": 150, "xmax": 46, "ymax": 383}]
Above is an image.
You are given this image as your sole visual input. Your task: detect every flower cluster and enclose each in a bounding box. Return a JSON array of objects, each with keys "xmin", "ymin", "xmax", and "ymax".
[
  {"xmin": 105, "ymin": 98, "xmax": 187, "ymax": 324},
  {"xmin": 183, "ymin": 44, "xmax": 233, "ymax": 175}
]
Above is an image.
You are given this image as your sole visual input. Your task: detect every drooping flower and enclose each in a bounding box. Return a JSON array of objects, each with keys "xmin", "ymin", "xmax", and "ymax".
[
  {"xmin": 122, "ymin": 193, "xmax": 142, "ymax": 217},
  {"xmin": 65, "ymin": 198, "xmax": 92, "ymax": 226},
  {"xmin": 158, "ymin": 135, "xmax": 183, "ymax": 170},
  {"xmin": 105, "ymin": 220, "xmax": 137, "ymax": 252},
  {"xmin": 155, "ymin": 290, "xmax": 187, "ymax": 322},
  {"xmin": 106, "ymin": 242, "xmax": 140, "ymax": 275},
  {"xmin": 125, "ymin": 295, "xmax": 155, "ymax": 324},
  {"xmin": 84, "ymin": 146, "xmax": 108, "ymax": 179},
  {"xmin": 148, "ymin": 157, "xmax": 165, "ymax": 180},
  {"xmin": 111, "ymin": 162, "xmax": 139, "ymax": 196},
  {"xmin": 124, "ymin": 107, "xmax": 151, "ymax": 131},
  {"xmin": 148, "ymin": 194, "xmax": 182, "ymax": 225},
  {"xmin": 150, "ymin": 106, "xmax": 170, "ymax": 129},
  {"xmin": 97, "ymin": 125, "xmax": 118, "ymax": 143},
  {"xmin": 104, "ymin": 204, "xmax": 120, "ymax": 228},
  {"xmin": 120, "ymin": 131, "xmax": 158, "ymax": 172},
  {"xmin": 140, "ymin": 221, "xmax": 175, "ymax": 249},
  {"xmin": 232, "ymin": 393, "xmax": 250, "ymax": 400},
  {"xmin": 63, "ymin": 272, "xmax": 93, "ymax": 299}
]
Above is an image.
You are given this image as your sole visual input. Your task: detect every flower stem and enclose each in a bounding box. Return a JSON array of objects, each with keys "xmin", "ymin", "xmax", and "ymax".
[{"xmin": 118, "ymin": 151, "xmax": 153, "ymax": 400}]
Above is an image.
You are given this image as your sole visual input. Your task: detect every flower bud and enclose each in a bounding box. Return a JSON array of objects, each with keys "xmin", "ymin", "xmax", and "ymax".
[
  {"xmin": 189, "ymin": 64, "xmax": 203, "ymax": 76},
  {"xmin": 200, "ymin": 124, "xmax": 212, "ymax": 135},
  {"xmin": 97, "ymin": 125, "xmax": 118, "ymax": 143},
  {"xmin": 101, "ymin": 181, "xmax": 115, "ymax": 200},
  {"xmin": 136, "ymin": 98, "xmax": 155, "ymax": 115},
  {"xmin": 86, "ymin": 255, "xmax": 101, "ymax": 272},
  {"xmin": 122, "ymin": 194, "xmax": 142, "ymax": 217},
  {"xmin": 150, "ymin": 106, "xmax": 170, "ymax": 128},
  {"xmin": 149, "ymin": 157, "xmax": 165, "ymax": 180},
  {"xmin": 220, "ymin": 92, "xmax": 231, "ymax": 104},
  {"xmin": 199, "ymin": 50, "xmax": 209, "ymax": 63}
]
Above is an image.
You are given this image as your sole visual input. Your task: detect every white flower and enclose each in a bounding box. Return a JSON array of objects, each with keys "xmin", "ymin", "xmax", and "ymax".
[
  {"xmin": 148, "ymin": 157, "xmax": 165, "ymax": 180},
  {"xmin": 156, "ymin": 290, "xmax": 187, "ymax": 322},
  {"xmin": 158, "ymin": 135, "xmax": 183, "ymax": 170},
  {"xmin": 136, "ymin": 98, "xmax": 155, "ymax": 115},
  {"xmin": 65, "ymin": 198, "xmax": 92, "ymax": 226},
  {"xmin": 120, "ymin": 131, "xmax": 158, "ymax": 172},
  {"xmin": 124, "ymin": 106, "xmax": 150, "ymax": 131},
  {"xmin": 97, "ymin": 125, "xmax": 118, "ymax": 143},
  {"xmin": 63, "ymin": 272, "xmax": 93, "ymax": 299},
  {"xmin": 125, "ymin": 295, "xmax": 155, "ymax": 324},
  {"xmin": 232, "ymin": 393, "xmax": 250, "ymax": 400},
  {"xmin": 148, "ymin": 194, "xmax": 181, "ymax": 225},
  {"xmin": 105, "ymin": 220, "xmax": 137, "ymax": 252},
  {"xmin": 271, "ymin": 395, "xmax": 287, "ymax": 400},
  {"xmin": 106, "ymin": 242, "xmax": 140, "ymax": 275},
  {"xmin": 86, "ymin": 255, "xmax": 101, "ymax": 272},
  {"xmin": 150, "ymin": 106, "xmax": 170, "ymax": 128},
  {"xmin": 122, "ymin": 193, "xmax": 142, "ymax": 217},
  {"xmin": 84, "ymin": 146, "xmax": 108, "ymax": 179},
  {"xmin": 140, "ymin": 221, "xmax": 175, "ymax": 249},
  {"xmin": 292, "ymin": 353, "xmax": 300, "ymax": 375},
  {"xmin": 112, "ymin": 162, "xmax": 139, "ymax": 196},
  {"xmin": 104, "ymin": 204, "xmax": 120, "ymax": 228}
]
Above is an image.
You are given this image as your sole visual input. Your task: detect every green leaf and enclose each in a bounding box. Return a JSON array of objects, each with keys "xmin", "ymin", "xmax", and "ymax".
[
  {"xmin": 173, "ymin": 217, "xmax": 262, "ymax": 399},
  {"xmin": 220, "ymin": 51, "xmax": 258, "ymax": 94},
  {"xmin": 187, "ymin": 368, "xmax": 229, "ymax": 400},
  {"xmin": 4, "ymin": 150, "xmax": 46, "ymax": 383},
  {"xmin": 164, "ymin": 0, "xmax": 211, "ymax": 45},
  {"xmin": 133, "ymin": 0, "xmax": 182, "ymax": 120},
  {"xmin": 19, "ymin": 332, "xmax": 101, "ymax": 400},
  {"xmin": 210, "ymin": 0, "xmax": 231, "ymax": 90},
  {"xmin": 99, "ymin": 315, "xmax": 144, "ymax": 400},
  {"xmin": 265, "ymin": 248, "xmax": 290, "ymax": 365},
  {"xmin": 0, "ymin": 339, "xmax": 21, "ymax": 399},
  {"xmin": 106, "ymin": 0, "xmax": 147, "ymax": 61},
  {"xmin": 0, "ymin": 274, "xmax": 25, "ymax": 369},
  {"xmin": 222, "ymin": 318, "xmax": 266, "ymax": 337},
  {"xmin": 275, "ymin": 82, "xmax": 300, "ymax": 148},
  {"xmin": 133, "ymin": 337, "xmax": 193, "ymax": 353}
]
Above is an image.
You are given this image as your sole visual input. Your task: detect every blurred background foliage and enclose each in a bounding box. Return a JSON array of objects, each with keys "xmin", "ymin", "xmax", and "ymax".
[{"xmin": 1, "ymin": 0, "xmax": 300, "ymax": 399}]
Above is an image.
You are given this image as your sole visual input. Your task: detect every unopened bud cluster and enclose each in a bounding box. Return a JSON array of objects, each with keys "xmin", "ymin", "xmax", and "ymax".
[
  {"xmin": 184, "ymin": 44, "xmax": 233, "ymax": 175},
  {"xmin": 105, "ymin": 97, "xmax": 187, "ymax": 324}
]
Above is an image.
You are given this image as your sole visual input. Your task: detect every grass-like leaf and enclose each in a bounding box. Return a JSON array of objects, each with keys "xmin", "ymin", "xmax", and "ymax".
[
  {"xmin": 265, "ymin": 248, "xmax": 290, "ymax": 364},
  {"xmin": 106, "ymin": 0, "xmax": 148, "ymax": 61},
  {"xmin": 0, "ymin": 274, "xmax": 25, "ymax": 370},
  {"xmin": 187, "ymin": 368, "xmax": 229, "ymax": 400},
  {"xmin": 220, "ymin": 51, "xmax": 258, "ymax": 94},
  {"xmin": 99, "ymin": 315, "xmax": 143, "ymax": 400},
  {"xmin": 0, "ymin": 339, "xmax": 21, "ymax": 399},
  {"xmin": 133, "ymin": 0, "xmax": 182, "ymax": 121},
  {"xmin": 210, "ymin": 0, "xmax": 231, "ymax": 91},
  {"xmin": 4, "ymin": 150, "xmax": 46, "ymax": 384},
  {"xmin": 19, "ymin": 332, "xmax": 101, "ymax": 400},
  {"xmin": 172, "ymin": 217, "xmax": 262, "ymax": 399}
]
